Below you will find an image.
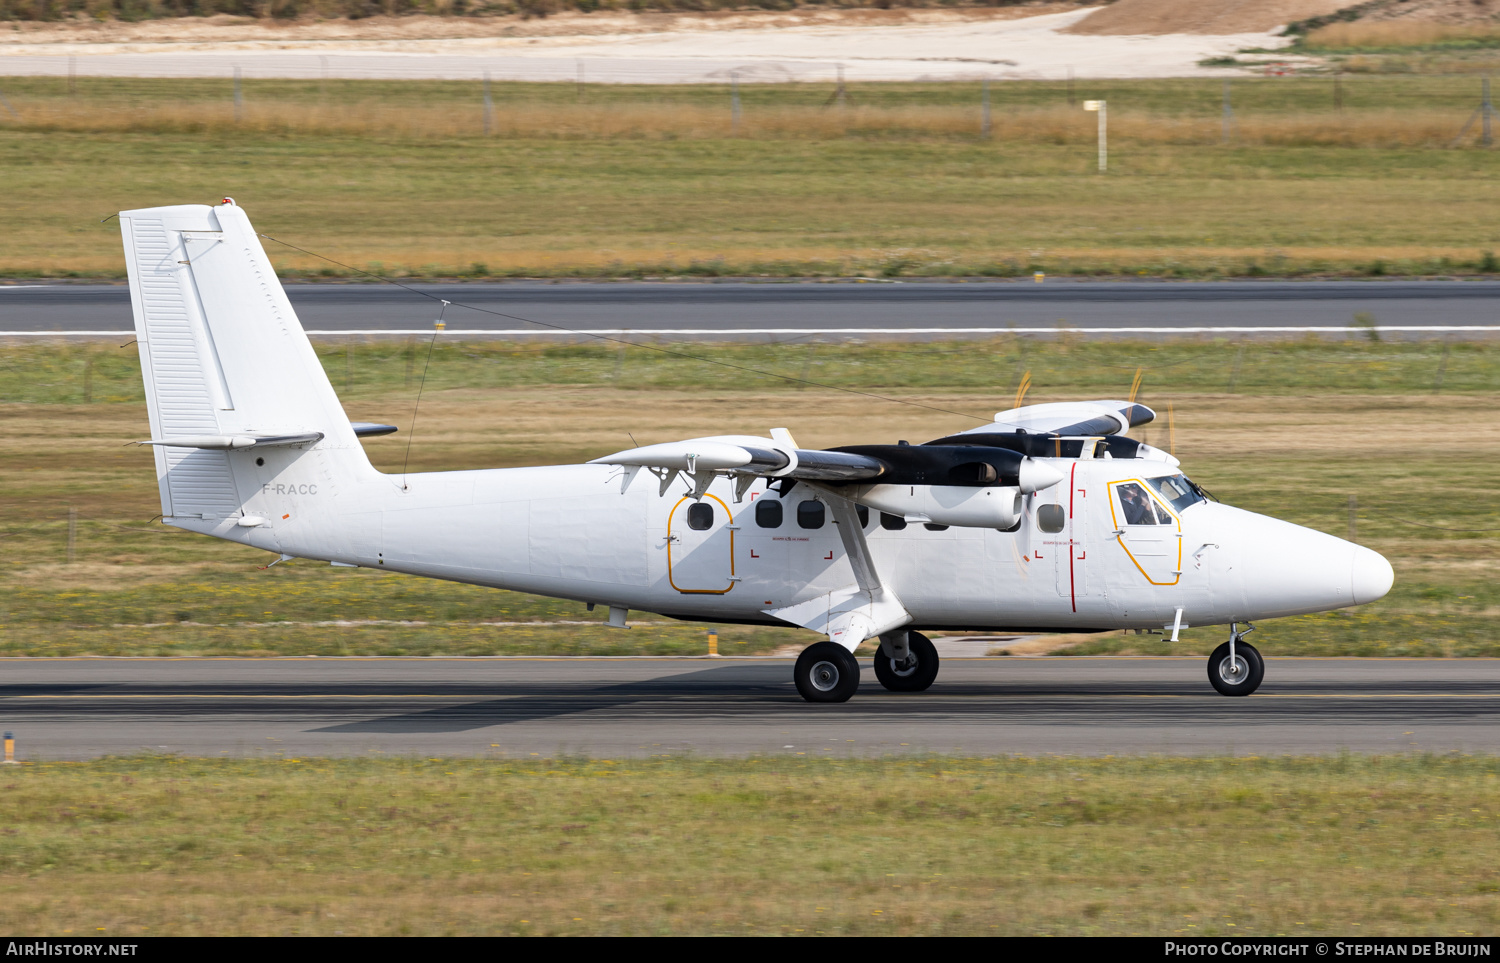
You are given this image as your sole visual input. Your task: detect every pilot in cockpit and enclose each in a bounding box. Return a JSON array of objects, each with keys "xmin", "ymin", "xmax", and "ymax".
[{"xmin": 1120, "ymin": 483, "xmax": 1156, "ymax": 526}]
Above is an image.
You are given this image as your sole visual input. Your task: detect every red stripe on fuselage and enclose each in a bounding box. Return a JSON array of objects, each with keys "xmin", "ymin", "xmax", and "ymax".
[{"xmin": 1068, "ymin": 463, "xmax": 1077, "ymax": 613}]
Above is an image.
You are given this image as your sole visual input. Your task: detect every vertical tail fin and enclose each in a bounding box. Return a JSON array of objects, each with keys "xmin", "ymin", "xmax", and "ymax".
[{"xmin": 121, "ymin": 200, "xmax": 372, "ymax": 520}]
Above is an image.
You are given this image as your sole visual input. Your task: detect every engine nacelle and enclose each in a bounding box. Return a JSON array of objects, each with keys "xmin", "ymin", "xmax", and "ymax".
[{"xmin": 851, "ymin": 484, "xmax": 1024, "ymax": 529}]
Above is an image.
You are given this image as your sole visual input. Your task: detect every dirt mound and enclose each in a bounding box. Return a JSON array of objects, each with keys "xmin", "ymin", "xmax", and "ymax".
[
  {"xmin": 1295, "ymin": 0, "xmax": 1500, "ymax": 28},
  {"xmin": 0, "ymin": 6, "xmax": 1086, "ymax": 47},
  {"xmin": 1066, "ymin": 0, "xmax": 1353, "ymax": 34}
]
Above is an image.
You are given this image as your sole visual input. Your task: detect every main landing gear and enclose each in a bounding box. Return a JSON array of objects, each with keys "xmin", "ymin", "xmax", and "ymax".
[
  {"xmin": 872, "ymin": 631, "xmax": 940, "ymax": 693},
  {"xmin": 1208, "ymin": 621, "xmax": 1264, "ymax": 697},
  {"xmin": 794, "ymin": 631, "xmax": 942, "ymax": 703},
  {"xmin": 794, "ymin": 641, "xmax": 861, "ymax": 703}
]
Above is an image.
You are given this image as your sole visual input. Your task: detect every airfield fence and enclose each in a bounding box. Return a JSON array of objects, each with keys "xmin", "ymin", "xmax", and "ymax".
[{"xmin": 2, "ymin": 67, "xmax": 1500, "ymax": 147}]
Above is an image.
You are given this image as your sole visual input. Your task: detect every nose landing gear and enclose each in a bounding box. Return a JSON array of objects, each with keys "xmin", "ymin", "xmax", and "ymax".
[{"xmin": 1208, "ymin": 621, "xmax": 1263, "ymax": 697}]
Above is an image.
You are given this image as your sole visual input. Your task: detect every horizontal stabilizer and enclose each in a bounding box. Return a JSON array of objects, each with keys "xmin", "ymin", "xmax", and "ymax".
[
  {"xmin": 143, "ymin": 420, "xmax": 399, "ymax": 450},
  {"xmin": 140, "ymin": 431, "xmax": 324, "ymax": 450}
]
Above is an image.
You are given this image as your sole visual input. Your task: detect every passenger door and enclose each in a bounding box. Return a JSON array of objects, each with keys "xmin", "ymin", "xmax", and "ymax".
[{"xmin": 666, "ymin": 494, "xmax": 738, "ymax": 594}]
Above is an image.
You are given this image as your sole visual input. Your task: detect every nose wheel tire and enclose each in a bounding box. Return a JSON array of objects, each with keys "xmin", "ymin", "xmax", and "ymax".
[
  {"xmin": 872, "ymin": 631, "xmax": 941, "ymax": 692},
  {"xmin": 1207, "ymin": 640, "xmax": 1264, "ymax": 697},
  {"xmin": 795, "ymin": 641, "xmax": 861, "ymax": 703}
]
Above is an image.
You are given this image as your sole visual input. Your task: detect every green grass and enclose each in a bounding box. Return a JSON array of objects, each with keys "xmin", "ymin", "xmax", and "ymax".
[
  {"xmin": 0, "ymin": 754, "xmax": 1496, "ymax": 935},
  {"xmin": 8, "ymin": 336, "xmax": 1498, "ymax": 404},
  {"xmin": 4, "ymin": 77, "xmax": 1500, "ymax": 278}
]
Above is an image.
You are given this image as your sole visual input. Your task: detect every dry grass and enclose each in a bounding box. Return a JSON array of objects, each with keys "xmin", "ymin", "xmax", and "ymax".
[
  {"xmin": 0, "ymin": 755, "xmax": 1496, "ymax": 936},
  {"xmin": 1305, "ymin": 20, "xmax": 1500, "ymax": 50},
  {"xmin": 7, "ymin": 77, "xmax": 1500, "ymax": 279},
  {"xmin": 1, "ymin": 97, "xmax": 1485, "ymax": 150}
]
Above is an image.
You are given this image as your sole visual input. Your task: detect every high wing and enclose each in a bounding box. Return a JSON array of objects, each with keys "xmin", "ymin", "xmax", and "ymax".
[
  {"xmin": 969, "ymin": 399, "xmax": 1155, "ymax": 438},
  {"xmin": 588, "ymin": 428, "xmax": 1066, "ymax": 498},
  {"xmin": 588, "ymin": 430, "xmax": 887, "ymax": 498}
]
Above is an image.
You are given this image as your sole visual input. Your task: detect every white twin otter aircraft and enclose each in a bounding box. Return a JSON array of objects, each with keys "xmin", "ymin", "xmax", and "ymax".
[{"xmin": 121, "ymin": 201, "xmax": 1394, "ymax": 703}]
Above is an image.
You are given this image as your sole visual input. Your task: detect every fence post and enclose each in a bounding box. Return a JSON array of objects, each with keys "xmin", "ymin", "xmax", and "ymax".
[
  {"xmin": 1222, "ymin": 79, "xmax": 1234, "ymax": 144},
  {"xmin": 1348, "ymin": 494, "xmax": 1358, "ymax": 543},
  {"xmin": 483, "ymin": 70, "xmax": 493, "ymax": 136},
  {"xmin": 234, "ymin": 65, "xmax": 243, "ymax": 123},
  {"xmin": 731, "ymin": 70, "xmax": 741, "ymax": 133},
  {"xmin": 1485, "ymin": 77, "xmax": 1493, "ymax": 147},
  {"xmin": 83, "ymin": 357, "xmax": 93, "ymax": 404},
  {"xmin": 981, "ymin": 77, "xmax": 991, "ymax": 139},
  {"xmin": 67, "ymin": 507, "xmax": 77, "ymax": 564}
]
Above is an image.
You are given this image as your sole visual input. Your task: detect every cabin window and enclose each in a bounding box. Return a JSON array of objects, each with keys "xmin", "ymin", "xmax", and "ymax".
[
  {"xmin": 880, "ymin": 512, "xmax": 906, "ymax": 531},
  {"xmin": 1037, "ymin": 504, "xmax": 1066, "ymax": 534},
  {"xmin": 923, "ymin": 523, "xmax": 949, "ymax": 532},
  {"xmin": 687, "ymin": 502, "xmax": 714, "ymax": 531},
  {"xmin": 857, "ymin": 505, "xmax": 870, "ymax": 527},
  {"xmin": 755, "ymin": 498, "xmax": 783, "ymax": 529},
  {"xmin": 797, "ymin": 500, "xmax": 825, "ymax": 529},
  {"xmin": 1116, "ymin": 482, "xmax": 1172, "ymax": 526}
]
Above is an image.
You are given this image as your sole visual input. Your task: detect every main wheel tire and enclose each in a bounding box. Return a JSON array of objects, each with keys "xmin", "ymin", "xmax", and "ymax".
[
  {"xmin": 1207, "ymin": 640, "xmax": 1265, "ymax": 697},
  {"xmin": 872, "ymin": 631, "xmax": 941, "ymax": 692},
  {"xmin": 794, "ymin": 641, "xmax": 861, "ymax": 704}
]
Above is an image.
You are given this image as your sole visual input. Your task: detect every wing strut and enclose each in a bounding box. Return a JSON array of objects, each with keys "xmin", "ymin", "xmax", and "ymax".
[{"xmin": 764, "ymin": 490, "xmax": 910, "ymax": 652}]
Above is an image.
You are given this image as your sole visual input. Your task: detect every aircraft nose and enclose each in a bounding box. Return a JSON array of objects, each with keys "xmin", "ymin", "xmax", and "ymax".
[
  {"xmin": 1351, "ymin": 545, "xmax": 1394, "ymax": 605},
  {"xmin": 1225, "ymin": 506, "xmax": 1394, "ymax": 618}
]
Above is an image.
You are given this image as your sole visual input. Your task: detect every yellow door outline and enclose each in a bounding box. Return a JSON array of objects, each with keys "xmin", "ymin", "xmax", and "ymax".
[
  {"xmin": 666, "ymin": 493, "xmax": 737, "ymax": 595},
  {"xmin": 1106, "ymin": 477, "xmax": 1181, "ymax": 587}
]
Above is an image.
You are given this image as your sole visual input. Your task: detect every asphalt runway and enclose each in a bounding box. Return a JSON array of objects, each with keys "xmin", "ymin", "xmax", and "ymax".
[
  {"xmin": 4, "ymin": 280, "xmax": 1500, "ymax": 340},
  {"xmin": 2, "ymin": 657, "xmax": 1496, "ymax": 759}
]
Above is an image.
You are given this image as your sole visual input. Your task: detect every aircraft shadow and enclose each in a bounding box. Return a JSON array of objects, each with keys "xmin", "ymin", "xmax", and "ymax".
[
  {"xmin": 312, "ymin": 664, "xmax": 794, "ymax": 734},
  {"xmin": 310, "ymin": 664, "xmax": 1500, "ymax": 734}
]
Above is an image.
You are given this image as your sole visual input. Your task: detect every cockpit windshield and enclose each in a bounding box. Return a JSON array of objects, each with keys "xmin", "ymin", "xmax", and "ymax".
[{"xmin": 1146, "ymin": 474, "xmax": 1206, "ymax": 513}]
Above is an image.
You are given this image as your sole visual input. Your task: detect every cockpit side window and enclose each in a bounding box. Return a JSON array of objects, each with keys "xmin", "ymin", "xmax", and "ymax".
[
  {"xmin": 1116, "ymin": 482, "xmax": 1165, "ymax": 526},
  {"xmin": 1146, "ymin": 474, "xmax": 1206, "ymax": 513}
]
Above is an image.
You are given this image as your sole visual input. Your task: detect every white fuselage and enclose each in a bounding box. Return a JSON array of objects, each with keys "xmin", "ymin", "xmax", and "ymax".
[{"xmin": 173, "ymin": 450, "xmax": 1390, "ymax": 634}]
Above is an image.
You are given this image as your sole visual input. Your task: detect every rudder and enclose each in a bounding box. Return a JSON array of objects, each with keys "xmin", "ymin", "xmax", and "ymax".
[{"xmin": 121, "ymin": 200, "xmax": 373, "ymax": 522}]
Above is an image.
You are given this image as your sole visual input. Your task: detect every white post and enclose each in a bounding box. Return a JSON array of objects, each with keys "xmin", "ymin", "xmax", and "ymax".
[{"xmin": 1084, "ymin": 99, "xmax": 1106, "ymax": 172}]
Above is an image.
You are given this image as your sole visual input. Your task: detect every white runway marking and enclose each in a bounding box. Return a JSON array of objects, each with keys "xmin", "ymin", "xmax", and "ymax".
[{"xmin": 6, "ymin": 326, "xmax": 1498, "ymax": 338}]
